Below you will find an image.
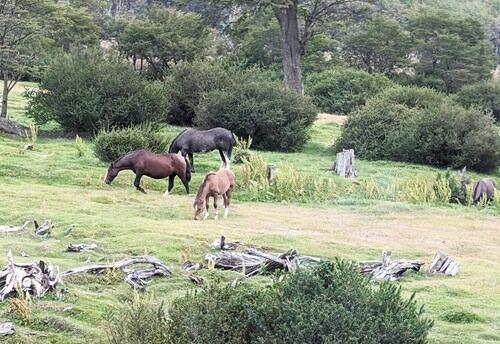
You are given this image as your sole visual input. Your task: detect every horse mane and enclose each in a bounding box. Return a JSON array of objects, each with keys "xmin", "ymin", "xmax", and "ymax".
[
  {"xmin": 195, "ymin": 172, "xmax": 217, "ymax": 201},
  {"xmin": 112, "ymin": 150, "xmax": 138, "ymax": 166},
  {"xmin": 169, "ymin": 129, "xmax": 188, "ymax": 152}
]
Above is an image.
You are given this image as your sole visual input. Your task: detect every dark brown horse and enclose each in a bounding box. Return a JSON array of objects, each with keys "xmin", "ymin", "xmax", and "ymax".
[
  {"xmin": 104, "ymin": 150, "xmax": 191, "ymax": 194},
  {"xmin": 193, "ymin": 168, "xmax": 235, "ymax": 220},
  {"xmin": 472, "ymin": 178, "xmax": 497, "ymax": 205}
]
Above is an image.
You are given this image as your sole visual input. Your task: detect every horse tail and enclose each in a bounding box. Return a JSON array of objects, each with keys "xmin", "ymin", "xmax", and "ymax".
[
  {"xmin": 169, "ymin": 129, "xmax": 188, "ymax": 153},
  {"xmin": 183, "ymin": 155, "xmax": 191, "ymax": 182}
]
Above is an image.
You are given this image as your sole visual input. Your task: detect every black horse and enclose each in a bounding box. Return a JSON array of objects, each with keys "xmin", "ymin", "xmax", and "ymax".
[{"xmin": 168, "ymin": 128, "xmax": 233, "ymax": 173}]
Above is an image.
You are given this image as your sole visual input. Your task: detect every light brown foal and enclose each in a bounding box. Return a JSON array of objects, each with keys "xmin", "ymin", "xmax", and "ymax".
[{"xmin": 193, "ymin": 168, "xmax": 236, "ymax": 220}]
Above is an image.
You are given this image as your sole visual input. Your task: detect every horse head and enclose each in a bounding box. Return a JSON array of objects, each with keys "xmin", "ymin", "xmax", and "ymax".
[
  {"xmin": 104, "ymin": 163, "xmax": 118, "ymax": 184},
  {"xmin": 193, "ymin": 199, "xmax": 205, "ymax": 220}
]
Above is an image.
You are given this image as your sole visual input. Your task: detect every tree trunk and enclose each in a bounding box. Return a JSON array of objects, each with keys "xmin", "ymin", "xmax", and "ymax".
[
  {"xmin": 1, "ymin": 75, "xmax": 9, "ymax": 118},
  {"xmin": 274, "ymin": 1, "xmax": 303, "ymax": 95}
]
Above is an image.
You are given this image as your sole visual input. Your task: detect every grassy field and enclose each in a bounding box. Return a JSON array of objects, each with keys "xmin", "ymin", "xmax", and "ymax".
[{"xmin": 0, "ymin": 82, "xmax": 499, "ymax": 343}]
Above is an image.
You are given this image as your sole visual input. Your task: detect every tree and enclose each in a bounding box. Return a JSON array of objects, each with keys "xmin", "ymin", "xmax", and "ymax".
[
  {"xmin": 343, "ymin": 16, "xmax": 411, "ymax": 74},
  {"xmin": 408, "ymin": 10, "xmax": 496, "ymax": 93},
  {"xmin": 224, "ymin": 0, "xmax": 371, "ymax": 94},
  {"xmin": 0, "ymin": 0, "xmax": 47, "ymax": 118},
  {"xmin": 116, "ymin": 6, "xmax": 211, "ymax": 80}
]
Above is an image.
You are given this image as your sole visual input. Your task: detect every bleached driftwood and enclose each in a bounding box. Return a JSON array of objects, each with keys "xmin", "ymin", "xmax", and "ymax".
[
  {"xmin": 0, "ymin": 250, "xmax": 60, "ymax": 300},
  {"xmin": 66, "ymin": 243, "xmax": 97, "ymax": 252},
  {"xmin": 360, "ymin": 250, "xmax": 424, "ymax": 281},
  {"xmin": 0, "ymin": 322, "xmax": 15, "ymax": 336},
  {"xmin": 0, "ymin": 221, "xmax": 30, "ymax": 233},
  {"xmin": 428, "ymin": 251, "xmax": 460, "ymax": 276},
  {"xmin": 206, "ymin": 247, "xmax": 319, "ymax": 277},
  {"xmin": 210, "ymin": 235, "xmax": 241, "ymax": 250},
  {"xmin": 60, "ymin": 256, "xmax": 172, "ymax": 290},
  {"xmin": 335, "ymin": 149, "xmax": 356, "ymax": 178},
  {"xmin": 181, "ymin": 261, "xmax": 202, "ymax": 272},
  {"xmin": 34, "ymin": 220, "xmax": 52, "ymax": 237}
]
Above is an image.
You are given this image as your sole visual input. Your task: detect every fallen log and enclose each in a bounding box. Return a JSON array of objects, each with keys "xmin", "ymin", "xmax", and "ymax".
[
  {"xmin": 60, "ymin": 256, "xmax": 172, "ymax": 290},
  {"xmin": 360, "ymin": 250, "xmax": 424, "ymax": 281},
  {"xmin": 34, "ymin": 220, "xmax": 52, "ymax": 237},
  {"xmin": 0, "ymin": 250, "xmax": 60, "ymax": 300},
  {"xmin": 0, "ymin": 221, "xmax": 30, "ymax": 233},
  {"xmin": 66, "ymin": 243, "xmax": 97, "ymax": 252},
  {"xmin": 0, "ymin": 322, "xmax": 15, "ymax": 336},
  {"xmin": 0, "ymin": 117, "xmax": 28, "ymax": 136},
  {"xmin": 428, "ymin": 251, "xmax": 460, "ymax": 276}
]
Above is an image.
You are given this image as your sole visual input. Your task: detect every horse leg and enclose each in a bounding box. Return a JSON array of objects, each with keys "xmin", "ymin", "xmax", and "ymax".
[
  {"xmin": 204, "ymin": 196, "xmax": 210, "ymax": 220},
  {"xmin": 134, "ymin": 174, "xmax": 146, "ymax": 194},
  {"xmin": 165, "ymin": 174, "xmax": 176, "ymax": 196},
  {"xmin": 218, "ymin": 149, "xmax": 228, "ymax": 169},
  {"xmin": 222, "ymin": 193, "xmax": 229, "ymax": 219},
  {"xmin": 180, "ymin": 175, "xmax": 190, "ymax": 194},
  {"xmin": 213, "ymin": 195, "xmax": 219, "ymax": 220},
  {"xmin": 188, "ymin": 152, "xmax": 195, "ymax": 173}
]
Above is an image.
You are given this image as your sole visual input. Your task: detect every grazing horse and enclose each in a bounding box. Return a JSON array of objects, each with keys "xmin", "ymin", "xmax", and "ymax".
[
  {"xmin": 193, "ymin": 168, "xmax": 235, "ymax": 220},
  {"xmin": 472, "ymin": 178, "xmax": 497, "ymax": 205},
  {"xmin": 169, "ymin": 127, "xmax": 233, "ymax": 173},
  {"xmin": 104, "ymin": 150, "xmax": 191, "ymax": 194}
]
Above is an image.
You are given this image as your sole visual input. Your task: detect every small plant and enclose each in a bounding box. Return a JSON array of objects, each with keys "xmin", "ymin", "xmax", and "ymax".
[
  {"xmin": 74, "ymin": 135, "xmax": 87, "ymax": 158},
  {"xmin": 24, "ymin": 123, "xmax": 39, "ymax": 146},
  {"xmin": 9, "ymin": 288, "xmax": 32, "ymax": 325},
  {"xmin": 232, "ymin": 134, "xmax": 253, "ymax": 164}
]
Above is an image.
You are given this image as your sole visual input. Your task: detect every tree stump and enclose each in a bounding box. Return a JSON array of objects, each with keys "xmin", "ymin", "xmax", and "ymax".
[
  {"xmin": 266, "ymin": 164, "xmax": 276, "ymax": 185},
  {"xmin": 335, "ymin": 149, "xmax": 356, "ymax": 178},
  {"xmin": 427, "ymin": 251, "xmax": 460, "ymax": 276}
]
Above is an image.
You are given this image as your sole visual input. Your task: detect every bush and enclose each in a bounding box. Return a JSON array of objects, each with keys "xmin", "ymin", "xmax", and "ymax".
[
  {"xmin": 161, "ymin": 261, "xmax": 432, "ymax": 343},
  {"xmin": 93, "ymin": 125, "xmax": 170, "ymax": 162},
  {"xmin": 454, "ymin": 81, "xmax": 500, "ymax": 122},
  {"xmin": 27, "ymin": 50, "xmax": 169, "ymax": 133},
  {"xmin": 336, "ymin": 86, "xmax": 500, "ymax": 172},
  {"xmin": 195, "ymin": 80, "xmax": 317, "ymax": 151},
  {"xmin": 305, "ymin": 67, "xmax": 393, "ymax": 114}
]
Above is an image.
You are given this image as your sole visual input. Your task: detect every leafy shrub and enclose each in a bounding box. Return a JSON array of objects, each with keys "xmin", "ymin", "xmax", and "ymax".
[
  {"xmin": 232, "ymin": 134, "xmax": 253, "ymax": 163},
  {"xmin": 162, "ymin": 260, "xmax": 432, "ymax": 343},
  {"xmin": 441, "ymin": 310, "xmax": 484, "ymax": 324},
  {"xmin": 27, "ymin": 50, "xmax": 169, "ymax": 133},
  {"xmin": 454, "ymin": 80, "xmax": 500, "ymax": 122},
  {"xmin": 195, "ymin": 80, "xmax": 317, "ymax": 151},
  {"xmin": 93, "ymin": 125, "xmax": 170, "ymax": 162},
  {"xmin": 336, "ymin": 86, "xmax": 500, "ymax": 172},
  {"xmin": 305, "ymin": 67, "xmax": 393, "ymax": 114}
]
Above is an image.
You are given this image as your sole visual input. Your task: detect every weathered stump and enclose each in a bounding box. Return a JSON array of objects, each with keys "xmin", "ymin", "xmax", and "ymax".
[
  {"xmin": 427, "ymin": 251, "xmax": 460, "ymax": 276},
  {"xmin": 266, "ymin": 164, "xmax": 276, "ymax": 185},
  {"xmin": 335, "ymin": 149, "xmax": 356, "ymax": 178}
]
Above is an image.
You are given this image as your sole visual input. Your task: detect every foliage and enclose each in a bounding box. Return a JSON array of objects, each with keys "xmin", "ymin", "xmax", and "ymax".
[
  {"xmin": 26, "ymin": 50, "xmax": 169, "ymax": 133},
  {"xmin": 116, "ymin": 6, "xmax": 211, "ymax": 80},
  {"xmin": 161, "ymin": 260, "xmax": 432, "ymax": 344},
  {"xmin": 232, "ymin": 134, "xmax": 253, "ymax": 164},
  {"xmin": 343, "ymin": 16, "xmax": 411, "ymax": 74},
  {"xmin": 406, "ymin": 10, "xmax": 496, "ymax": 93},
  {"xmin": 306, "ymin": 67, "xmax": 393, "ymax": 114},
  {"xmin": 454, "ymin": 81, "xmax": 500, "ymax": 122},
  {"xmin": 303, "ymin": 33, "xmax": 342, "ymax": 74},
  {"xmin": 104, "ymin": 293, "xmax": 169, "ymax": 344},
  {"xmin": 195, "ymin": 80, "xmax": 317, "ymax": 151},
  {"xmin": 93, "ymin": 124, "xmax": 170, "ymax": 163},
  {"xmin": 336, "ymin": 86, "xmax": 500, "ymax": 171},
  {"xmin": 165, "ymin": 60, "xmax": 249, "ymax": 126}
]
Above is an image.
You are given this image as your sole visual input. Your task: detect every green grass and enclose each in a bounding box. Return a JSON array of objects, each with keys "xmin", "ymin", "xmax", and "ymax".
[{"xmin": 0, "ymin": 82, "xmax": 499, "ymax": 343}]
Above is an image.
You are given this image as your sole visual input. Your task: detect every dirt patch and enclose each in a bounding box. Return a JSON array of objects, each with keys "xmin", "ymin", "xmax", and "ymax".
[{"xmin": 316, "ymin": 113, "xmax": 347, "ymax": 125}]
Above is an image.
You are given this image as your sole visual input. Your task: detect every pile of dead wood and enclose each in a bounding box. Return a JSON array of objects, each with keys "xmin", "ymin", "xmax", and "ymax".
[
  {"xmin": 0, "ymin": 219, "xmax": 53, "ymax": 237},
  {"xmin": 205, "ymin": 236, "xmax": 320, "ymax": 277},
  {"xmin": 360, "ymin": 250, "xmax": 424, "ymax": 281}
]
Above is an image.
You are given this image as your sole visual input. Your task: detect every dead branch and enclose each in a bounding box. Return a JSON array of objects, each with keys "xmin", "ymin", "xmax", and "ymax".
[
  {"xmin": 60, "ymin": 256, "xmax": 172, "ymax": 290},
  {"xmin": 34, "ymin": 220, "xmax": 52, "ymax": 237},
  {"xmin": 0, "ymin": 322, "xmax": 15, "ymax": 336},
  {"xmin": 360, "ymin": 250, "xmax": 424, "ymax": 281},
  {"xmin": 0, "ymin": 221, "xmax": 30, "ymax": 233},
  {"xmin": 65, "ymin": 243, "xmax": 97, "ymax": 252},
  {"xmin": 0, "ymin": 250, "xmax": 60, "ymax": 300}
]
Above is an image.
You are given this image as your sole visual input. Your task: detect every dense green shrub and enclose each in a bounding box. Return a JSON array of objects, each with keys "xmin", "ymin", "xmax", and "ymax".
[
  {"xmin": 454, "ymin": 81, "xmax": 500, "ymax": 122},
  {"xmin": 157, "ymin": 261, "xmax": 431, "ymax": 343},
  {"xmin": 306, "ymin": 67, "xmax": 393, "ymax": 114},
  {"xmin": 26, "ymin": 50, "xmax": 169, "ymax": 133},
  {"xmin": 165, "ymin": 60, "xmax": 238, "ymax": 125},
  {"xmin": 93, "ymin": 125, "xmax": 170, "ymax": 162},
  {"xmin": 195, "ymin": 80, "xmax": 317, "ymax": 151},
  {"xmin": 336, "ymin": 86, "xmax": 500, "ymax": 171}
]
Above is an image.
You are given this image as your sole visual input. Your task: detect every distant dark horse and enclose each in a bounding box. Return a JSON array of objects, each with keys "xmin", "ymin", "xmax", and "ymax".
[
  {"xmin": 104, "ymin": 150, "xmax": 191, "ymax": 194},
  {"xmin": 168, "ymin": 128, "xmax": 233, "ymax": 173},
  {"xmin": 472, "ymin": 178, "xmax": 497, "ymax": 205}
]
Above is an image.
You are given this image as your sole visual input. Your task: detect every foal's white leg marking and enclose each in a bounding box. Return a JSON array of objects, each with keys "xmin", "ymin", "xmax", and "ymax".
[
  {"xmin": 164, "ymin": 189, "xmax": 169, "ymax": 196},
  {"xmin": 203, "ymin": 211, "xmax": 209, "ymax": 220},
  {"xmin": 214, "ymin": 209, "xmax": 219, "ymax": 220},
  {"xmin": 223, "ymin": 207, "xmax": 229, "ymax": 219}
]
